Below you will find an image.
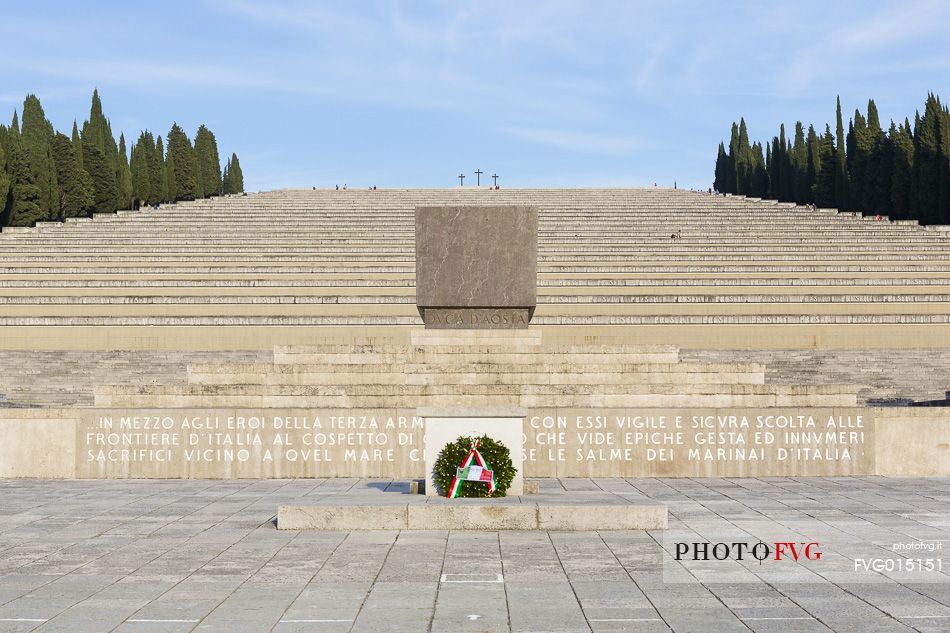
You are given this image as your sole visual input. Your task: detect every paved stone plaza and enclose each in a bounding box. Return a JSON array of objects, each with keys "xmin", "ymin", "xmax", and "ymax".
[{"xmin": 0, "ymin": 477, "xmax": 947, "ymax": 633}]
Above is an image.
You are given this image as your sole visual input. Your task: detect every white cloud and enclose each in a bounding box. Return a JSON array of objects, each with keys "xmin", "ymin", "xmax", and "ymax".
[
  {"xmin": 779, "ymin": 0, "xmax": 950, "ymax": 94},
  {"xmin": 504, "ymin": 126, "xmax": 640, "ymax": 155}
]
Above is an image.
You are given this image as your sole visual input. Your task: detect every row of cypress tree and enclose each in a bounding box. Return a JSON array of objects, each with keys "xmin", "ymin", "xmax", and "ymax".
[
  {"xmin": 713, "ymin": 94, "xmax": 950, "ymax": 225},
  {"xmin": 0, "ymin": 90, "xmax": 244, "ymax": 227}
]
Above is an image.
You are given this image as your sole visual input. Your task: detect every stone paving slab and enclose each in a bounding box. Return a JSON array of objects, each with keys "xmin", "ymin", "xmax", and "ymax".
[{"xmin": 0, "ymin": 477, "xmax": 948, "ymax": 632}]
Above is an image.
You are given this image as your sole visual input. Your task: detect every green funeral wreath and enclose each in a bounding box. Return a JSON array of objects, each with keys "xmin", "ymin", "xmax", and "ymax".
[{"xmin": 433, "ymin": 434, "xmax": 517, "ymax": 498}]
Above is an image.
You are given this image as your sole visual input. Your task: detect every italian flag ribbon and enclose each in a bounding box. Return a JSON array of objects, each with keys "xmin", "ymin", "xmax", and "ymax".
[{"xmin": 447, "ymin": 437, "xmax": 497, "ymax": 498}]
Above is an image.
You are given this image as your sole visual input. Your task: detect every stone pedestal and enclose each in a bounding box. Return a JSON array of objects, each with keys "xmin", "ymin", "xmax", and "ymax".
[
  {"xmin": 415, "ymin": 205, "xmax": 537, "ymax": 329},
  {"xmin": 423, "ymin": 416, "xmax": 524, "ymax": 497}
]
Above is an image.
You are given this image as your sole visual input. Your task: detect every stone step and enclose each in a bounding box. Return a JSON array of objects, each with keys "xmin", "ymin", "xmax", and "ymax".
[
  {"xmin": 0, "ymin": 276, "xmax": 950, "ymax": 297},
  {"xmin": 39, "ymin": 229, "xmax": 913, "ymax": 236},
  {"xmin": 187, "ymin": 360, "xmax": 762, "ymax": 375},
  {"xmin": 7, "ymin": 291, "xmax": 950, "ymax": 304},
  {"xmin": 533, "ymin": 314, "xmax": 950, "ymax": 324},
  {"xmin": 8, "ymin": 242, "xmax": 945, "ymax": 252},
  {"xmin": 273, "ymin": 348, "xmax": 680, "ymax": 364},
  {"xmin": 276, "ymin": 502, "xmax": 668, "ymax": 531},
  {"xmin": 275, "ymin": 342, "xmax": 677, "ymax": 353},
  {"xmin": 273, "ymin": 353, "xmax": 682, "ymax": 365},
  {"xmin": 1, "ymin": 222, "xmax": 944, "ymax": 233},
  {"xmin": 6, "ymin": 247, "xmax": 950, "ymax": 255},
  {"xmin": 274, "ymin": 348, "xmax": 692, "ymax": 369},
  {"xmin": 0, "ymin": 188, "xmax": 946, "ymax": 339},
  {"xmin": 2, "ymin": 313, "xmax": 950, "ymax": 325},
  {"xmin": 7, "ymin": 241, "xmax": 950, "ymax": 250},
  {"xmin": 94, "ymin": 390, "xmax": 857, "ymax": 408},
  {"xmin": 543, "ymin": 294, "xmax": 950, "ymax": 303},
  {"xmin": 20, "ymin": 209, "xmax": 890, "ymax": 214},
  {"xmin": 545, "ymin": 278, "xmax": 950, "ymax": 287},
  {"xmin": 19, "ymin": 230, "xmax": 932, "ymax": 240},
  {"xmin": 3, "ymin": 301, "xmax": 950, "ymax": 318},
  {"xmin": 13, "ymin": 215, "xmax": 934, "ymax": 221},
  {"xmin": 2, "ymin": 254, "xmax": 947, "ymax": 263},
  {"xmin": 3, "ymin": 265, "xmax": 950, "ymax": 275},
  {"xmin": 36, "ymin": 209, "xmax": 921, "ymax": 215},
  {"xmin": 8, "ymin": 227, "xmax": 939, "ymax": 234},
  {"xmin": 93, "ymin": 382, "xmax": 856, "ymax": 397},
  {"xmin": 0, "ymin": 279, "xmax": 423, "ymax": 288},
  {"xmin": 186, "ymin": 368, "xmax": 764, "ymax": 386},
  {"xmin": 90, "ymin": 380, "xmax": 859, "ymax": 408}
]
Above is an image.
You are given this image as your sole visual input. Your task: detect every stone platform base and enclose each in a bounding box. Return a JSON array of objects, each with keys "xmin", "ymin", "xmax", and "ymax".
[
  {"xmin": 277, "ymin": 479, "xmax": 668, "ymax": 530},
  {"xmin": 277, "ymin": 501, "xmax": 667, "ymax": 531}
]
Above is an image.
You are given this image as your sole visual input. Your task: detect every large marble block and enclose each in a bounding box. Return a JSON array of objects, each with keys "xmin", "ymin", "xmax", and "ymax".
[{"xmin": 415, "ymin": 206, "xmax": 537, "ymax": 328}]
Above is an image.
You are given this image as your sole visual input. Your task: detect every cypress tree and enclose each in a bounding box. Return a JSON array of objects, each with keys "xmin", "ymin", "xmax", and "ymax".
[
  {"xmin": 777, "ymin": 124, "xmax": 789, "ymax": 201},
  {"xmin": 846, "ymin": 116, "xmax": 856, "ymax": 180},
  {"xmin": 82, "ymin": 140, "xmax": 117, "ymax": 214},
  {"xmin": 225, "ymin": 153, "xmax": 243, "ymax": 193},
  {"xmin": 164, "ymin": 150, "xmax": 177, "ymax": 202},
  {"xmin": 874, "ymin": 132, "xmax": 893, "ymax": 218},
  {"xmin": 0, "ymin": 122, "xmax": 12, "ymax": 226},
  {"xmin": 806, "ymin": 124, "xmax": 819, "ymax": 204},
  {"xmin": 716, "ymin": 93, "xmax": 948, "ymax": 223},
  {"xmin": 865, "ymin": 100, "xmax": 890, "ymax": 214},
  {"xmin": 84, "ymin": 90, "xmax": 106, "ymax": 151},
  {"xmin": 791, "ymin": 122, "xmax": 808, "ymax": 203},
  {"xmin": 0, "ymin": 123, "xmax": 11, "ymax": 162},
  {"xmin": 152, "ymin": 135, "xmax": 166, "ymax": 203},
  {"xmin": 767, "ymin": 138, "xmax": 777, "ymax": 198},
  {"xmin": 914, "ymin": 95, "xmax": 942, "ymax": 224},
  {"xmin": 194, "ymin": 125, "xmax": 222, "ymax": 196},
  {"xmin": 192, "ymin": 143, "xmax": 205, "ymax": 199},
  {"xmin": 8, "ymin": 142, "xmax": 44, "ymax": 226},
  {"xmin": 737, "ymin": 118, "xmax": 751, "ymax": 194},
  {"xmin": 868, "ymin": 123, "xmax": 897, "ymax": 217},
  {"xmin": 82, "ymin": 89, "xmax": 121, "ymax": 209},
  {"xmin": 850, "ymin": 109, "xmax": 874, "ymax": 213},
  {"xmin": 938, "ymin": 103, "xmax": 950, "ymax": 225},
  {"xmin": 0, "ymin": 144, "xmax": 11, "ymax": 226},
  {"xmin": 50, "ymin": 132, "xmax": 92, "ymax": 219},
  {"xmin": 156, "ymin": 136, "xmax": 169, "ymax": 202},
  {"xmin": 117, "ymin": 133, "xmax": 133, "ymax": 209},
  {"xmin": 725, "ymin": 122, "xmax": 739, "ymax": 194},
  {"xmin": 2, "ymin": 90, "xmax": 244, "ymax": 217},
  {"xmin": 835, "ymin": 96, "xmax": 849, "ymax": 210},
  {"xmin": 165, "ymin": 123, "xmax": 198, "ymax": 200},
  {"xmin": 890, "ymin": 120, "xmax": 914, "ymax": 219},
  {"xmin": 19, "ymin": 95, "xmax": 58, "ymax": 220},
  {"xmin": 814, "ymin": 126, "xmax": 837, "ymax": 207},
  {"xmin": 71, "ymin": 121, "xmax": 83, "ymax": 171},
  {"xmin": 714, "ymin": 142, "xmax": 727, "ymax": 193},
  {"xmin": 749, "ymin": 142, "xmax": 768, "ymax": 197},
  {"xmin": 130, "ymin": 134, "xmax": 151, "ymax": 204}
]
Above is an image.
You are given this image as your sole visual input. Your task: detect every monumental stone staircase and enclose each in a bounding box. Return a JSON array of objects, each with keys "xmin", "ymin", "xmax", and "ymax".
[
  {"xmin": 1, "ymin": 188, "xmax": 949, "ymax": 407},
  {"xmin": 93, "ymin": 331, "xmax": 859, "ymax": 410},
  {"xmin": 0, "ymin": 188, "xmax": 949, "ymax": 327}
]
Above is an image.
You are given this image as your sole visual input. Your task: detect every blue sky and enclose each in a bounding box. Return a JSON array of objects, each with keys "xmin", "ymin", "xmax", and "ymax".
[{"xmin": 1, "ymin": 1, "xmax": 948, "ymax": 191}]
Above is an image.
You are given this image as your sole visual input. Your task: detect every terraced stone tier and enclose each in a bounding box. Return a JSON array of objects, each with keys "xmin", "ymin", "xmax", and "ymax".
[
  {"xmin": 90, "ymin": 333, "xmax": 860, "ymax": 410},
  {"xmin": 277, "ymin": 493, "xmax": 669, "ymax": 531},
  {"xmin": 0, "ymin": 188, "xmax": 948, "ymax": 335}
]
